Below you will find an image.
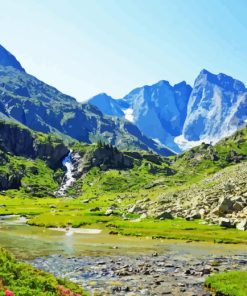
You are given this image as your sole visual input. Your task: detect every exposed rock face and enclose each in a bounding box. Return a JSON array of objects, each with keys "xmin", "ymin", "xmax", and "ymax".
[
  {"xmin": 177, "ymin": 70, "xmax": 247, "ymax": 149},
  {"xmin": 72, "ymin": 145, "xmax": 136, "ymax": 179},
  {"xmin": 0, "ymin": 172, "xmax": 22, "ymax": 190},
  {"xmin": 122, "ymin": 81, "xmax": 192, "ymax": 152},
  {"xmin": 0, "ymin": 121, "xmax": 69, "ymax": 169}
]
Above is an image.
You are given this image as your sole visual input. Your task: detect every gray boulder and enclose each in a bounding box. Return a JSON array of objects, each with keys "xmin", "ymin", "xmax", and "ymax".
[{"xmin": 218, "ymin": 197, "xmax": 234, "ymax": 215}]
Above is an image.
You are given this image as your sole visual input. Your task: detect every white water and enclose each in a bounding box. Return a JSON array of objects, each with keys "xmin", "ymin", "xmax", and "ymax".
[{"xmin": 55, "ymin": 150, "xmax": 75, "ymax": 196}]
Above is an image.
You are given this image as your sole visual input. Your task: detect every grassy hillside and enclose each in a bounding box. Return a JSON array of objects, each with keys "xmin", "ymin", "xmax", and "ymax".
[{"xmin": 68, "ymin": 125, "xmax": 247, "ymax": 202}]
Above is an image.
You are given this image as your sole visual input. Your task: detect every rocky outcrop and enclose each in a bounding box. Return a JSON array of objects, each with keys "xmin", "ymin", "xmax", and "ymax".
[
  {"xmin": 34, "ymin": 141, "xmax": 69, "ymax": 169},
  {"xmin": 72, "ymin": 145, "xmax": 136, "ymax": 179},
  {"xmin": 0, "ymin": 172, "xmax": 22, "ymax": 190},
  {"xmin": 0, "ymin": 121, "xmax": 69, "ymax": 169},
  {"xmin": 0, "ymin": 121, "xmax": 69, "ymax": 191}
]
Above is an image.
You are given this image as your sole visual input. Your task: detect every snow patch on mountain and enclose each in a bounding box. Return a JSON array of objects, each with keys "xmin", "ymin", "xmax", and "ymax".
[{"xmin": 123, "ymin": 108, "xmax": 134, "ymax": 122}]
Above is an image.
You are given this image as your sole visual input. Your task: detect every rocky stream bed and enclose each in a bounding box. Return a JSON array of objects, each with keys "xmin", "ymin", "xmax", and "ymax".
[
  {"xmin": 29, "ymin": 249, "xmax": 247, "ymax": 296},
  {"xmin": 0, "ymin": 218, "xmax": 246, "ymax": 296}
]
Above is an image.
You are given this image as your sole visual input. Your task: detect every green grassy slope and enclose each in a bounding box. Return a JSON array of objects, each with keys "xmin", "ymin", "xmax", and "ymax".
[{"xmin": 0, "ymin": 248, "xmax": 89, "ymax": 296}]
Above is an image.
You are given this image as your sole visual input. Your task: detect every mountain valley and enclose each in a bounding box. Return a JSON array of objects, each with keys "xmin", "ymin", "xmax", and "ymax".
[{"xmin": 0, "ymin": 44, "xmax": 246, "ymax": 296}]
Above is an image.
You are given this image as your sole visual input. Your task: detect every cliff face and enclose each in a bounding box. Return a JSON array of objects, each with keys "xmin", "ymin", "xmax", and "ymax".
[
  {"xmin": 71, "ymin": 145, "xmax": 136, "ymax": 180},
  {"xmin": 0, "ymin": 121, "xmax": 69, "ymax": 169},
  {"xmin": 0, "ymin": 121, "xmax": 69, "ymax": 191},
  {"xmin": 180, "ymin": 70, "xmax": 247, "ymax": 146},
  {"xmin": 0, "ymin": 171, "xmax": 22, "ymax": 190}
]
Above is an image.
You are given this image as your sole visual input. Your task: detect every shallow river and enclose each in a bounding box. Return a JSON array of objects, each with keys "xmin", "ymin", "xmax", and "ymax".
[{"xmin": 0, "ymin": 217, "xmax": 246, "ymax": 295}]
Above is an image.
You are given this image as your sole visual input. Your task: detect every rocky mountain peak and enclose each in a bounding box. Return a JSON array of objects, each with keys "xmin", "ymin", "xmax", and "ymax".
[
  {"xmin": 179, "ymin": 69, "xmax": 247, "ymax": 147},
  {"xmin": 88, "ymin": 93, "xmax": 124, "ymax": 117},
  {"xmin": 0, "ymin": 44, "xmax": 25, "ymax": 72},
  {"xmin": 195, "ymin": 69, "xmax": 246, "ymax": 92}
]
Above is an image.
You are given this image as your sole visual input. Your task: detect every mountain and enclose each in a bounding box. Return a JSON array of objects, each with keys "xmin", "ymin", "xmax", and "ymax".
[
  {"xmin": 0, "ymin": 45, "xmax": 25, "ymax": 72},
  {"xmin": 0, "ymin": 44, "xmax": 174, "ymax": 156},
  {"xmin": 89, "ymin": 70, "xmax": 247, "ymax": 153},
  {"xmin": 2, "ymin": 44, "xmax": 245, "ymax": 155},
  {"xmin": 175, "ymin": 69, "xmax": 247, "ymax": 149},
  {"xmin": 88, "ymin": 81, "xmax": 192, "ymax": 152},
  {"xmin": 88, "ymin": 93, "xmax": 125, "ymax": 117},
  {"xmin": 120, "ymin": 80, "xmax": 192, "ymax": 152}
]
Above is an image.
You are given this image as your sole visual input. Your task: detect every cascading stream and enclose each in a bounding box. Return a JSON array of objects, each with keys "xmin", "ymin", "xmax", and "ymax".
[{"xmin": 55, "ymin": 150, "xmax": 75, "ymax": 196}]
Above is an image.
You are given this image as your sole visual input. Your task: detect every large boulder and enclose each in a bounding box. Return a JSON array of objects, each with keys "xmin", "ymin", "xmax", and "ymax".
[
  {"xmin": 236, "ymin": 219, "xmax": 247, "ymax": 231},
  {"xmin": 217, "ymin": 197, "xmax": 234, "ymax": 215}
]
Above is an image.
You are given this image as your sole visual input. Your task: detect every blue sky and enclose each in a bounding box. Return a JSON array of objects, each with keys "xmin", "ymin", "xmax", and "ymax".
[{"xmin": 0, "ymin": 0, "xmax": 246, "ymax": 101}]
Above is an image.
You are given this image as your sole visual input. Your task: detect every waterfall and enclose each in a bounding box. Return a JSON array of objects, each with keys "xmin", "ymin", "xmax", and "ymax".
[{"xmin": 55, "ymin": 150, "xmax": 75, "ymax": 196}]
